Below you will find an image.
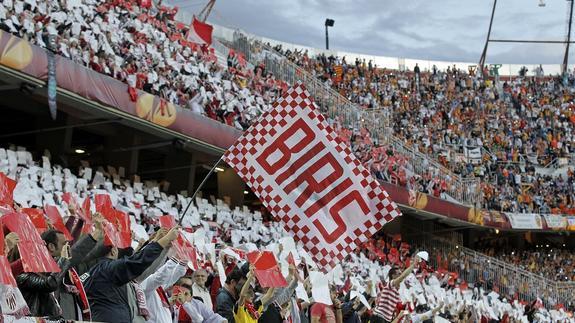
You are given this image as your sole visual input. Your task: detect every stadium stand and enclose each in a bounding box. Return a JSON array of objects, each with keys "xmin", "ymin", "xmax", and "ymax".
[
  {"xmin": 0, "ymin": 146, "xmax": 573, "ymax": 321},
  {"xmin": 0, "ymin": 0, "xmax": 574, "ymax": 321}
]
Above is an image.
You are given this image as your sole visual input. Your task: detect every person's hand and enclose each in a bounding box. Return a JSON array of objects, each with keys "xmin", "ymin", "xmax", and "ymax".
[
  {"xmin": 157, "ymin": 226, "xmax": 180, "ymax": 248},
  {"xmin": 91, "ymin": 214, "xmax": 104, "ymax": 241},
  {"xmin": 169, "ymin": 290, "xmax": 188, "ymax": 305},
  {"xmin": 5, "ymin": 232, "xmax": 20, "ymax": 254},
  {"xmin": 333, "ymin": 298, "xmax": 342, "ymax": 310},
  {"xmin": 61, "ymin": 242, "xmax": 71, "ymax": 260},
  {"xmin": 248, "ymin": 264, "xmax": 255, "ymax": 277},
  {"xmin": 153, "ymin": 228, "xmax": 169, "ymax": 243}
]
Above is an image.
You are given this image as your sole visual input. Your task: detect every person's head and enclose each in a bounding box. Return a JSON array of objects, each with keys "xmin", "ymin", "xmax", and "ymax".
[
  {"xmin": 173, "ymin": 278, "xmax": 193, "ymax": 304},
  {"xmin": 178, "ymin": 276, "xmax": 194, "ymax": 289},
  {"xmin": 330, "ymin": 285, "xmax": 339, "ymax": 303},
  {"xmin": 225, "ymin": 268, "xmax": 246, "ymax": 295},
  {"xmin": 193, "ymin": 268, "xmax": 208, "ymax": 286},
  {"xmin": 388, "ymin": 267, "xmax": 400, "ymax": 281},
  {"xmin": 41, "ymin": 229, "xmax": 66, "ymax": 258}
]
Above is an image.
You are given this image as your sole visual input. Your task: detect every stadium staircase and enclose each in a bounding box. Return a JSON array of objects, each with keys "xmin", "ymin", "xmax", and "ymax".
[
  {"xmin": 219, "ymin": 32, "xmax": 481, "ymax": 207},
  {"xmin": 409, "ymin": 232, "xmax": 575, "ymax": 307}
]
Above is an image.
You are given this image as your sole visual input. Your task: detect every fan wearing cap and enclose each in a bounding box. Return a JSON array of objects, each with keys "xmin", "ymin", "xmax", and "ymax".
[{"xmin": 372, "ymin": 256, "xmax": 421, "ymax": 323}]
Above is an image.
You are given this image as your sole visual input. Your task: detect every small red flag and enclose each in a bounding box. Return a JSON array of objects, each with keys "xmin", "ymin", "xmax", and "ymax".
[
  {"xmin": 21, "ymin": 208, "xmax": 48, "ymax": 233},
  {"xmin": 0, "ymin": 172, "xmax": 16, "ymax": 210},
  {"xmin": 44, "ymin": 205, "xmax": 73, "ymax": 240}
]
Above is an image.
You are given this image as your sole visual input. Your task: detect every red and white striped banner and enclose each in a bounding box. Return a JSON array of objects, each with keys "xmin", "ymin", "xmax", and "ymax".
[{"xmin": 224, "ymin": 84, "xmax": 400, "ymax": 269}]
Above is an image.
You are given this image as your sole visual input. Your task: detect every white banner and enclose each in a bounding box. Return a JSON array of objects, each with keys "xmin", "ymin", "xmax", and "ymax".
[
  {"xmin": 505, "ymin": 213, "xmax": 543, "ymax": 229},
  {"xmin": 543, "ymin": 214, "xmax": 567, "ymax": 230},
  {"xmin": 464, "ymin": 147, "xmax": 482, "ymax": 159}
]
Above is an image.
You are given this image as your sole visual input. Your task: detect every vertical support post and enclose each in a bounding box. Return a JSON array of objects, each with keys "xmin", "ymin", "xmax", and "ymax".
[
  {"xmin": 563, "ymin": 0, "xmax": 574, "ymax": 75},
  {"xmin": 479, "ymin": 0, "xmax": 498, "ymax": 77}
]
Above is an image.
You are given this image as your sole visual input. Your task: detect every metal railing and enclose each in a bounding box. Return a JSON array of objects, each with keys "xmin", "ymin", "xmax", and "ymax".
[
  {"xmin": 226, "ymin": 31, "xmax": 481, "ymax": 206},
  {"xmin": 410, "ymin": 233, "xmax": 575, "ymax": 308},
  {"xmin": 384, "ymin": 135, "xmax": 482, "ymax": 205}
]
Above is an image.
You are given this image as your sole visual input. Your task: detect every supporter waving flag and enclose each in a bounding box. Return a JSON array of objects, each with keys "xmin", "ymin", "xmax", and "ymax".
[{"xmin": 224, "ymin": 83, "xmax": 401, "ymax": 269}]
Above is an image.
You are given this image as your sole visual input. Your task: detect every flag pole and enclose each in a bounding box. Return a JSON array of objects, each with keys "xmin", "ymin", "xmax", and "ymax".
[{"xmin": 178, "ymin": 155, "xmax": 224, "ymax": 225}]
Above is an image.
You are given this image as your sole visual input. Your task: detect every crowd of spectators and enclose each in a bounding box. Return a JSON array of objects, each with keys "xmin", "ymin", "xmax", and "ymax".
[
  {"xmin": 4, "ymin": 0, "xmax": 575, "ymax": 214},
  {"xmin": 473, "ymin": 238, "xmax": 575, "ymax": 283},
  {"xmin": 0, "ymin": 0, "xmax": 291, "ymax": 130},
  {"xmin": 0, "ymin": 143, "xmax": 573, "ymax": 322},
  {"xmin": 267, "ymin": 45, "xmax": 575, "ymax": 213}
]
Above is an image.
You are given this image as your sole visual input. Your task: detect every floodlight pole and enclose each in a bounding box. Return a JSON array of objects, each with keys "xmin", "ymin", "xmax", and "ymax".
[
  {"xmin": 479, "ymin": 0, "xmax": 497, "ymax": 78},
  {"xmin": 325, "ymin": 24, "xmax": 329, "ymax": 50},
  {"xmin": 325, "ymin": 19, "xmax": 334, "ymax": 50},
  {"xmin": 563, "ymin": 0, "xmax": 574, "ymax": 75}
]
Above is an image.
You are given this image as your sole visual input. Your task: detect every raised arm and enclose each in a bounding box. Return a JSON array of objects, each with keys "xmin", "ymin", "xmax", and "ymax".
[
  {"xmin": 238, "ymin": 266, "xmax": 255, "ymax": 307},
  {"xmin": 108, "ymin": 227, "xmax": 179, "ymax": 286},
  {"xmin": 392, "ymin": 256, "xmax": 420, "ymax": 288},
  {"xmin": 140, "ymin": 257, "xmax": 187, "ymax": 294}
]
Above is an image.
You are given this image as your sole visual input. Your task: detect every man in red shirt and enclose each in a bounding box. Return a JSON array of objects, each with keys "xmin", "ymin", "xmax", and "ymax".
[{"xmin": 372, "ymin": 256, "xmax": 420, "ymax": 323}]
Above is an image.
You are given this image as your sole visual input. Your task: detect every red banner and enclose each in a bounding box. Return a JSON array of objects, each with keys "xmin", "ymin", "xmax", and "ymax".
[
  {"xmin": 44, "ymin": 205, "xmax": 73, "ymax": 240},
  {"xmin": 251, "ymin": 251, "xmax": 287, "ymax": 288},
  {"xmin": 2, "ymin": 213, "xmax": 59, "ymax": 273},
  {"xmin": 1, "ymin": 212, "xmax": 44, "ymax": 244},
  {"xmin": 0, "ymin": 172, "xmax": 16, "ymax": 210},
  {"xmin": 158, "ymin": 215, "xmax": 176, "ymax": 229},
  {"xmin": 187, "ymin": 17, "xmax": 213, "ymax": 46},
  {"xmin": 20, "ymin": 208, "xmax": 48, "ymax": 233},
  {"xmin": 172, "ymin": 235, "xmax": 198, "ymax": 270},
  {"xmin": 18, "ymin": 241, "xmax": 60, "ymax": 273},
  {"xmin": 224, "ymin": 84, "xmax": 400, "ymax": 269}
]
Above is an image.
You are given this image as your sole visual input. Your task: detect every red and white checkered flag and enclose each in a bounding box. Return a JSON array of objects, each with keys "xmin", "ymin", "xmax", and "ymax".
[{"xmin": 224, "ymin": 84, "xmax": 401, "ymax": 269}]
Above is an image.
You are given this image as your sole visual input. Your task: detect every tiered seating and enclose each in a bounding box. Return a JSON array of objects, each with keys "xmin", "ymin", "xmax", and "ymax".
[
  {"xmin": 0, "ymin": 145, "xmax": 572, "ymax": 321},
  {"xmin": 0, "ymin": 0, "xmax": 288, "ymax": 130}
]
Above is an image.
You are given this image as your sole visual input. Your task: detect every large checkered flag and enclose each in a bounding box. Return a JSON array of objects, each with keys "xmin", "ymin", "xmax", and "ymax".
[{"xmin": 224, "ymin": 84, "xmax": 401, "ymax": 270}]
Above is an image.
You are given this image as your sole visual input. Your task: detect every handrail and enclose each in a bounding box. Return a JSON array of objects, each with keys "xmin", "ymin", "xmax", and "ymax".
[{"xmin": 225, "ymin": 31, "xmax": 481, "ymax": 206}]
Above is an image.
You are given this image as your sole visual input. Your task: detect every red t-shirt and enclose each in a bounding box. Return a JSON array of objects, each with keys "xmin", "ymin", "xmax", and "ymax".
[{"xmin": 310, "ymin": 303, "xmax": 336, "ymax": 323}]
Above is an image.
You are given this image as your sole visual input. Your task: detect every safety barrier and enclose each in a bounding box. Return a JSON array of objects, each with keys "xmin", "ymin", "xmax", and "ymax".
[
  {"xmin": 409, "ymin": 233, "xmax": 575, "ymax": 308},
  {"xmin": 225, "ymin": 31, "xmax": 481, "ymax": 207}
]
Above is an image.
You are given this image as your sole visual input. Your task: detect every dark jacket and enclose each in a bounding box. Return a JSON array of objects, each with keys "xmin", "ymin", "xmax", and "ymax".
[
  {"xmin": 16, "ymin": 258, "xmax": 70, "ymax": 318},
  {"xmin": 215, "ymin": 287, "xmax": 236, "ymax": 323},
  {"xmin": 83, "ymin": 242, "xmax": 164, "ymax": 323},
  {"xmin": 58, "ymin": 234, "xmax": 99, "ymax": 320}
]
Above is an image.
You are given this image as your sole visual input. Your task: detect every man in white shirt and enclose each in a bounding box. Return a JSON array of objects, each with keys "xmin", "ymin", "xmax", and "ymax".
[{"xmin": 192, "ymin": 268, "xmax": 213, "ymax": 310}]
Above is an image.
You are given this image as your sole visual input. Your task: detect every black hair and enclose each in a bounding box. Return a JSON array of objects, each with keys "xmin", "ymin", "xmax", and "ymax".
[
  {"xmin": 388, "ymin": 267, "xmax": 399, "ymax": 280},
  {"xmin": 118, "ymin": 247, "xmax": 134, "ymax": 259},
  {"xmin": 175, "ymin": 277, "xmax": 193, "ymax": 291},
  {"xmin": 225, "ymin": 268, "xmax": 245, "ymax": 284},
  {"xmin": 41, "ymin": 229, "xmax": 64, "ymax": 247}
]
